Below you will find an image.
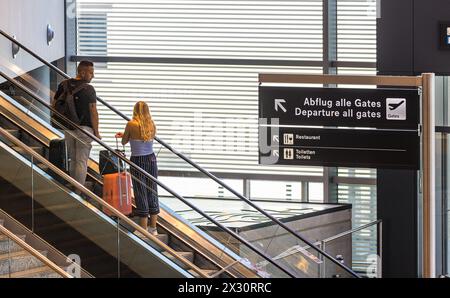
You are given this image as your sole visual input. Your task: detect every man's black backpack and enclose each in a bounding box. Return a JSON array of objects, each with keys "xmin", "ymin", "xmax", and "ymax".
[{"xmin": 51, "ymin": 80, "xmax": 87, "ymax": 130}]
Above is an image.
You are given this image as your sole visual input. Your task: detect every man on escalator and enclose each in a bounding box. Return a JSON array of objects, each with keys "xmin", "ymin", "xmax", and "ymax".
[{"xmin": 53, "ymin": 60, "xmax": 101, "ymax": 187}]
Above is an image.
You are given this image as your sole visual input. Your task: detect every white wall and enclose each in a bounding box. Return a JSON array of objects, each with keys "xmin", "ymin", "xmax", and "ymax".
[{"xmin": 0, "ymin": 0, "xmax": 65, "ymax": 79}]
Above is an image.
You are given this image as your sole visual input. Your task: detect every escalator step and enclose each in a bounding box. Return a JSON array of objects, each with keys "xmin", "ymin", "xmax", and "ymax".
[
  {"xmin": 155, "ymin": 233, "xmax": 169, "ymax": 245},
  {"xmin": 36, "ymin": 163, "xmax": 50, "ymax": 172},
  {"xmin": 11, "ymin": 146, "xmax": 44, "ymax": 156},
  {"xmin": 178, "ymin": 251, "xmax": 194, "ymax": 263},
  {"xmin": 188, "ymin": 269, "xmax": 219, "ymax": 278},
  {"xmin": 84, "ymin": 181, "xmax": 94, "ymax": 191},
  {"xmin": 0, "ymin": 250, "xmax": 48, "ymax": 275},
  {"xmin": 134, "ymin": 231, "xmax": 169, "ymax": 246},
  {"xmin": 12, "ymin": 96, "xmax": 32, "ymax": 109},
  {"xmin": 6, "ymin": 129, "xmax": 20, "ymax": 138},
  {"xmin": 162, "ymin": 251, "xmax": 190, "ymax": 270},
  {"xmin": 0, "ymin": 265, "xmax": 63, "ymax": 278},
  {"xmin": 0, "ymin": 234, "xmax": 27, "ymax": 254},
  {"xmin": 0, "ymin": 130, "xmax": 19, "ymax": 146}
]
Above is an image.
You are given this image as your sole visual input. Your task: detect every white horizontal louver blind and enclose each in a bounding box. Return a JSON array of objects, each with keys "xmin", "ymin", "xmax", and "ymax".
[
  {"xmin": 77, "ymin": 3, "xmax": 111, "ymax": 56},
  {"xmin": 337, "ymin": 0, "xmax": 377, "ymax": 62},
  {"xmin": 338, "ymin": 168, "xmax": 376, "ymax": 179},
  {"xmin": 77, "ymin": 0, "xmax": 325, "ymax": 177},
  {"xmin": 91, "ymin": 62, "xmax": 324, "ymax": 176},
  {"xmin": 77, "ymin": 0, "xmax": 323, "ymax": 60}
]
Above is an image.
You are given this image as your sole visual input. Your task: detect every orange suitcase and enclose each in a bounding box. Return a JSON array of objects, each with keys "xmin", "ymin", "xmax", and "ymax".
[{"xmin": 102, "ymin": 172, "xmax": 133, "ymax": 217}]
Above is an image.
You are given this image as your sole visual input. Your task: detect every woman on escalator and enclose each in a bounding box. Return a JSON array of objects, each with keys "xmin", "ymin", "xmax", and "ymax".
[{"xmin": 116, "ymin": 101, "xmax": 159, "ymax": 236}]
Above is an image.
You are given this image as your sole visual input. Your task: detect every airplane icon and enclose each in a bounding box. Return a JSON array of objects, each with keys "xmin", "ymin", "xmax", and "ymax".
[{"xmin": 388, "ymin": 100, "xmax": 405, "ymax": 111}]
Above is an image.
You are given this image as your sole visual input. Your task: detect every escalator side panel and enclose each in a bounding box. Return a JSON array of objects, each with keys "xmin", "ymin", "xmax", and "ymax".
[{"xmin": 0, "ymin": 143, "xmax": 191, "ymax": 278}]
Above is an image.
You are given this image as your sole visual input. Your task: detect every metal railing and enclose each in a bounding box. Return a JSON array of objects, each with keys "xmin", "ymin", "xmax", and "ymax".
[
  {"xmin": 0, "ymin": 224, "xmax": 72, "ymax": 278},
  {"xmin": 263, "ymin": 220, "xmax": 382, "ymax": 278},
  {"xmin": 0, "ymin": 29, "xmax": 360, "ymax": 278},
  {"xmin": 316, "ymin": 220, "xmax": 383, "ymax": 278}
]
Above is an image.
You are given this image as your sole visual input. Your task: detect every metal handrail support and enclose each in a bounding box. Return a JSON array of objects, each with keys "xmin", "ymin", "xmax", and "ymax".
[{"xmin": 266, "ymin": 220, "xmax": 382, "ymax": 278}]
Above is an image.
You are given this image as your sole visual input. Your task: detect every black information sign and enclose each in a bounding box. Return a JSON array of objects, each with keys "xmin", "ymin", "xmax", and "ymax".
[
  {"xmin": 259, "ymin": 86, "xmax": 420, "ymax": 129},
  {"xmin": 258, "ymin": 86, "xmax": 421, "ymax": 169}
]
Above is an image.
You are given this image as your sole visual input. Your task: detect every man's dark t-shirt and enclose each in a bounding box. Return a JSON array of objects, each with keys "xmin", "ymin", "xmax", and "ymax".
[{"xmin": 54, "ymin": 78, "xmax": 97, "ymax": 128}]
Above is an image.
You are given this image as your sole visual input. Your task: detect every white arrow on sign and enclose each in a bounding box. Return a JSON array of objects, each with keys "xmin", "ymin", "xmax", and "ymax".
[
  {"xmin": 273, "ymin": 135, "xmax": 279, "ymax": 143},
  {"xmin": 274, "ymin": 99, "xmax": 287, "ymax": 113},
  {"xmin": 273, "ymin": 150, "xmax": 279, "ymax": 157}
]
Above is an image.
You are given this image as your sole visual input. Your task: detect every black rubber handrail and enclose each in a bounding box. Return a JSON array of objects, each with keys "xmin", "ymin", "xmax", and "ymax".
[
  {"xmin": 0, "ymin": 29, "xmax": 360, "ymax": 277},
  {"xmin": 0, "ymin": 70, "xmax": 295, "ymax": 278}
]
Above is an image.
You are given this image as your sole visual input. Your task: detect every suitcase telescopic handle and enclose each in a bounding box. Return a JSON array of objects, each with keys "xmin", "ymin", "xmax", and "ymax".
[
  {"xmin": 115, "ymin": 137, "xmax": 130, "ymax": 207},
  {"xmin": 115, "ymin": 136, "xmax": 127, "ymax": 154}
]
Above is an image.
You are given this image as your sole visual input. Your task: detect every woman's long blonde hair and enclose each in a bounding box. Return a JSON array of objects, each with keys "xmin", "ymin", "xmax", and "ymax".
[{"xmin": 133, "ymin": 101, "xmax": 156, "ymax": 141}]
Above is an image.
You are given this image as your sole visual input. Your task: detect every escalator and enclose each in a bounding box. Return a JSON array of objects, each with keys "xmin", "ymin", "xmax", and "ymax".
[
  {"xmin": 0, "ymin": 126, "xmax": 218, "ymax": 278},
  {"xmin": 0, "ymin": 29, "xmax": 360, "ymax": 278},
  {"xmin": 0, "ymin": 88, "xmax": 276, "ymax": 278}
]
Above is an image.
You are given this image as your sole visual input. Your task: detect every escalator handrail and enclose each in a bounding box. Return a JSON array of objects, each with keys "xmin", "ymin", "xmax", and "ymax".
[
  {"xmin": 0, "ymin": 126, "xmax": 210, "ymax": 278},
  {"xmin": 0, "ymin": 30, "xmax": 359, "ymax": 277},
  {"xmin": 0, "ymin": 220, "xmax": 72, "ymax": 278},
  {"xmin": 0, "ymin": 72, "xmax": 295, "ymax": 278}
]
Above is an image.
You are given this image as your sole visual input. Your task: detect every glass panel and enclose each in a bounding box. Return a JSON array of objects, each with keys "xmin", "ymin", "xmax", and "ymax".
[
  {"xmin": 0, "ymin": 31, "xmax": 358, "ymax": 277},
  {"xmin": 150, "ymin": 144, "xmax": 355, "ymax": 277},
  {"xmin": 319, "ymin": 223, "xmax": 381, "ymax": 278},
  {"xmin": 0, "ymin": 134, "xmax": 119, "ymax": 277}
]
